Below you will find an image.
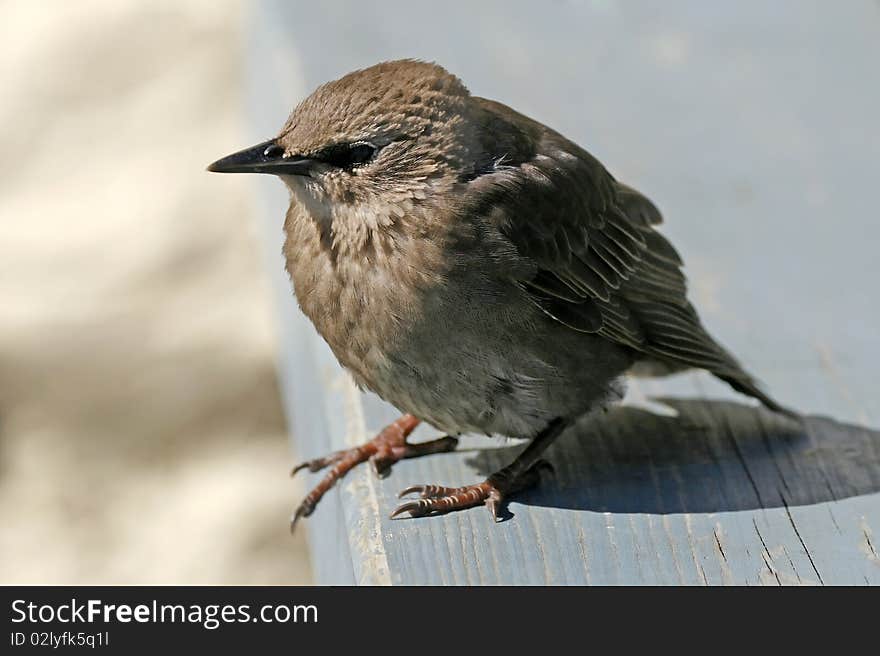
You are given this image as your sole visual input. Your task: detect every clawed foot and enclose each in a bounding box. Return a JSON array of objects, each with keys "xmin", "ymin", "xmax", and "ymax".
[
  {"xmin": 391, "ymin": 459, "xmax": 554, "ymax": 522},
  {"xmin": 290, "ymin": 414, "xmax": 458, "ymax": 532}
]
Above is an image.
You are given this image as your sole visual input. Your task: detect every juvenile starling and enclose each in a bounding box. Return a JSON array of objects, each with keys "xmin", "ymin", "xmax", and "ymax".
[{"xmin": 208, "ymin": 60, "xmax": 791, "ymax": 529}]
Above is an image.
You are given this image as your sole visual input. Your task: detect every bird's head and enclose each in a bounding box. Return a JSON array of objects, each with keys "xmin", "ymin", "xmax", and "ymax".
[{"xmin": 209, "ymin": 60, "xmax": 484, "ymax": 239}]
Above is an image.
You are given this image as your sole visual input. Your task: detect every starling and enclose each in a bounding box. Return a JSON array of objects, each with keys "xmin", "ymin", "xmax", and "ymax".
[{"xmin": 208, "ymin": 60, "xmax": 792, "ymax": 530}]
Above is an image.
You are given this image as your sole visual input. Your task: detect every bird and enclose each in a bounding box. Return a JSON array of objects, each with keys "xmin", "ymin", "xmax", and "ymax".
[{"xmin": 208, "ymin": 60, "xmax": 794, "ymax": 531}]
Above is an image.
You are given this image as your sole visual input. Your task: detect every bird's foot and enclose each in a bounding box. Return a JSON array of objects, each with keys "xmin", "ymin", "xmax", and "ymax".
[
  {"xmin": 290, "ymin": 414, "xmax": 458, "ymax": 532},
  {"xmin": 391, "ymin": 459, "xmax": 553, "ymax": 522}
]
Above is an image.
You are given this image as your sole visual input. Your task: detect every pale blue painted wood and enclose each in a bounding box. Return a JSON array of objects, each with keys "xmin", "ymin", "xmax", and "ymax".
[{"xmin": 250, "ymin": 0, "xmax": 880, "ymax": 584}]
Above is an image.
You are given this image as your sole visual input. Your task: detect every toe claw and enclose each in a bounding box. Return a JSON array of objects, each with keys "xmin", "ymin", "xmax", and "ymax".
[
  {"xmin": 486, "ymin": 497, "xmax": 500, "ymax": 522},
  {"xmin": 397, "ymin": 485, "xmax": 426, "ymax": 499},
  {"xmin": 485, "ymin": 486, "xmax": 509, "ymax": 523},
  {"xmin": 290, "ymin": 458, "xmax": 328, "ymax": 477},
  {"xmin": 397, "ymin": 484, "xmax": 452, "ymax": 499},
  {"xmin": 289, "ymin": 503, "xmax": 311, "ymax": 534},
  {"xmin": 390, "ymin": 500, "xmax": 425, "ymax": 519}
]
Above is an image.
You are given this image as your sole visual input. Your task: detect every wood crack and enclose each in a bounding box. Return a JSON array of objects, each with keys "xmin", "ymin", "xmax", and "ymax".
[{"xmin": 783, "ymin": 501, "xmax": 824, "ymax": 585}]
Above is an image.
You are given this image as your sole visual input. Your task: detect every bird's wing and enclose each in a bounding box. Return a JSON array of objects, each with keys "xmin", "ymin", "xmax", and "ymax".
[{"xmin": 465, "ymin": 97, "xmax": 785, "ymax": 411}]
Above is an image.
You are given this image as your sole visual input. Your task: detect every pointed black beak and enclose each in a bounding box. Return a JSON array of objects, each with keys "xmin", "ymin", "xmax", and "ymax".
[{"xmin": 207, "ymin": 139, "xmax": 315, "ymax": 176}]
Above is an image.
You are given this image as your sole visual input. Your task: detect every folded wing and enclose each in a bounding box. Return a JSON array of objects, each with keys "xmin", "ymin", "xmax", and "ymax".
[{"xmin": 466, "ymin": 97, "xmax": 787, "ymax": 413}]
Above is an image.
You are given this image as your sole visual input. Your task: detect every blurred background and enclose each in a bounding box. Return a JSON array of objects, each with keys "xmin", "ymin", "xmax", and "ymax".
[{"xmin": 0, "ymin": 0, "xmax": 311, "ymax": 583}]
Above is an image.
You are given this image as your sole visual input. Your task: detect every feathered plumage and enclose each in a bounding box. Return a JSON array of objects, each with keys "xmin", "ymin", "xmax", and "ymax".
[
  {"xmin": 208, "ymin": 60, "xmax": 792, "ymax": 527},
  {"xmin": 464, "ymin": 97, "xmax": 789, "ymax": 414}
]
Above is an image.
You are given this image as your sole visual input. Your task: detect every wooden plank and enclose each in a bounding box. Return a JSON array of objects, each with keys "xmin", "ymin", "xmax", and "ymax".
[{"xmin": 249, "ymin": 0, "xmax": 880, "ymax": 584}]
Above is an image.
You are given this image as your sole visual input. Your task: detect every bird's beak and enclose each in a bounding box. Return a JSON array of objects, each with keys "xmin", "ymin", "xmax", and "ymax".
[{"xmin": 206, "ymin": 139, "xmax": 315, "ymax": 176}]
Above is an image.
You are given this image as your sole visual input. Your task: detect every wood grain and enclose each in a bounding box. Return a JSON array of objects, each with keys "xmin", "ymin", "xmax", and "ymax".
[{"xmin": 250, "ymin": 0, "xmax": 880, "ymax": 584}]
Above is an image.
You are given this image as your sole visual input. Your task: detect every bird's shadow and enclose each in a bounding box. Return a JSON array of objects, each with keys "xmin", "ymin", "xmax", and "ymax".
[{"xmin": 463, "ymin": 398, "xmax": 880, "ymax": 515}]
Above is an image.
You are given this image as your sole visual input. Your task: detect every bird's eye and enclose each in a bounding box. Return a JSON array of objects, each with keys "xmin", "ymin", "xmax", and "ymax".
[
  {"xmin": 319, "ymin": 141, "xmax": 378, "ymax": 170},
  {"xmin": 347, "ymin": 142, "xmax": 378, "ymax": 166}
]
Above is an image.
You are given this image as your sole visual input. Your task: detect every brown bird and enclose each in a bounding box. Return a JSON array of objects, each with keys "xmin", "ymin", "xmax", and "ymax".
[{"xmin": 208, "ymin": 60, "xmax": 792, "ymax": 530}]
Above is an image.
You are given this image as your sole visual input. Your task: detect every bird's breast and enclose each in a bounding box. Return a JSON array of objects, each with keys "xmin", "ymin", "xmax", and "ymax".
[
  {"xmin": 281, "ymin": 199, "xmax": 630, "ymax": 437},
  {"xmin": 282, "ymin": 200, "xmax": 450, "ymax": 389}
]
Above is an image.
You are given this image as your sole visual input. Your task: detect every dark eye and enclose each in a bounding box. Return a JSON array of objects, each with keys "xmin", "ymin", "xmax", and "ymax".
[
  {"xmin": 319, "ymin": 141, "xmax": 378, "ymax": 170},
  {"xmin": 347, "ymin": 142, "xmax": 378, "ymax": 166}
]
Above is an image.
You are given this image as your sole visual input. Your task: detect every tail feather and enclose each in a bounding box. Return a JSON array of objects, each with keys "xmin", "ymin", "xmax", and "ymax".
[{"xmin": 718, "ymin": 373, "xmax": 799, "ymax": 419}]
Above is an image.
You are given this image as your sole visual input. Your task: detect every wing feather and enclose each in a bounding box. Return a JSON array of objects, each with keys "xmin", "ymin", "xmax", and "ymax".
[{"xmin": 465, "ymin": 97, "xmax": 788, "ymax": 412}]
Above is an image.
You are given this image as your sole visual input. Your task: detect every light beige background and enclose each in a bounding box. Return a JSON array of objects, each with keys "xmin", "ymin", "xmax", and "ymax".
[{"xmin": 0, "ymin": 0, "xmax": 311, "ymax": 583}]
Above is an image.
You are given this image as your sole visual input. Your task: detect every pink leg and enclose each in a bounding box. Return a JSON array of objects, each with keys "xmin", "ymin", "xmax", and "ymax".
[
  {"xmin": 391, "ymin": 418, "xmax": 567, "ymax": 522},
  {"xmin": 290, "ymin": 414, "xmax": 458, "ymax": 531}
]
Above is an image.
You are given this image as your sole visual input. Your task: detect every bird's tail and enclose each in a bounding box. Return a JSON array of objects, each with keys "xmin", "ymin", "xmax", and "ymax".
[{"xmin": 717, "ymin": 372, "xmax": 799, "ymax": 420}]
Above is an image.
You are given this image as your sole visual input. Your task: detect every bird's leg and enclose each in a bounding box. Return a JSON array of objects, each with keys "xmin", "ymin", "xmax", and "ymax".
[
  {"xmin": 290, "ymin": 414, "xmax": 458, "ymax": 531},
  {"xmin": 392, "ymin": 417, "xmax": 567, "ymax": 522}
]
